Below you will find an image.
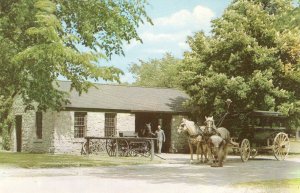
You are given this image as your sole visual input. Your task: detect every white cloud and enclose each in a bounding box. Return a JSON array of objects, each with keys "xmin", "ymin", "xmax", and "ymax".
[
  {"xmin": 122, "ymin": 4, "xmax": 215, "ymax": 60},
  {"xmin": 178, "ymin": 42, "xmax": 190, "ymax": 50},
  {"xmin": 154, "ymin": 5, "xmax": 214, "ymax": 29},
  {"xmin": 140, "ymin": 31, "xmax": 189, "ymax": 42},
  {"xmin": 143, "ymin": 48, "xmax": 168, "ymax": 54},
  {"xmin": 120, "ymin": 73, "xmax": 134, "ymax": 83}
]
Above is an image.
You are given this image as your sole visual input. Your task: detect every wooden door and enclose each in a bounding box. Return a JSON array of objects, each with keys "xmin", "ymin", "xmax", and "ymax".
[{"xmin": 15, "ymin": 115, "xmax": 22, "ymax": 152}]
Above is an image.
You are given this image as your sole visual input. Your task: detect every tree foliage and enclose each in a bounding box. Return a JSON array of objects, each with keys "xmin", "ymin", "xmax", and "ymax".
[
  {"xmin": 129, "ymin": 53, "xmax": 182, "ymax": 88},
  {"xmin": 179, "ymin": 0, "xmax": 300, "ymax": 125},
  {"xmin": 0, "ymin": 0, "xmax": 151, "ymax": 148}
]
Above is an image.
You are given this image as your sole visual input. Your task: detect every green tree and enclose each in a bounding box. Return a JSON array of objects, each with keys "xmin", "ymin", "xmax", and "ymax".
[
  {"xmin": 129, "ymin": 53, "xmax": 182, "ymax": 88},
  {"xmin": 0, "ymin": 0, "xmax": 151, "ymax": 149},
  {"xmin": 179, "ymin": 0, "xmax": 300, "ymax": 125}
]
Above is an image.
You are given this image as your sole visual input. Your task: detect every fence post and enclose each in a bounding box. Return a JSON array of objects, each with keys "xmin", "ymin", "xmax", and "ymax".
[
  {"xmin": 86, "ymin": 137, "xmax": 90, "ymax": 156},
  {"xmin": 116, "ymin": 138, "xmax": 118, "ymax": 157},
  {"xmin": 150, "ymin": 139, "xmax": 154, "ymax": 161}
]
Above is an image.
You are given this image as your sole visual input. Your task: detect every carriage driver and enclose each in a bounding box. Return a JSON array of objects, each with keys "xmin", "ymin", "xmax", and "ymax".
[{"xmin": 155, "ymin": 124, "xmax": 165, "ymax": 154}]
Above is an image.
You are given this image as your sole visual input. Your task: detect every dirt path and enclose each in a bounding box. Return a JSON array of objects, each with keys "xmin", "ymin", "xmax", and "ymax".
[{"xmin": 1, "ymin": 155, "xmax": 300, "ymax": 193}]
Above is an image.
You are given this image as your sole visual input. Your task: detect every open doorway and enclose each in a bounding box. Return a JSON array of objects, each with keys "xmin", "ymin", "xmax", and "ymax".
[
  {"xmin": 15, "ymin": 115, "xmax": 22, "ymax": 152},
  {"xmin": 135, "ymin": 112, "xmax": 171, "ymax": 153}
]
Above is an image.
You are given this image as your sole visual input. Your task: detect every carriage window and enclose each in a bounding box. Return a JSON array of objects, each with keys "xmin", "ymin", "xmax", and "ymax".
[
  {"xmin": 36, "ymin": 111, "xmax": 42, "ymax": 139},
  {"xmin": 74, "ymin": 112, "xmax": 87, "ymax": 138},
  {"xmin": 105, "ymin": 113, "xmax": 117, "ymax": 137},
  {"xmin": 253, "ymin": 117, "xmax": 261, "ymax": 127}
]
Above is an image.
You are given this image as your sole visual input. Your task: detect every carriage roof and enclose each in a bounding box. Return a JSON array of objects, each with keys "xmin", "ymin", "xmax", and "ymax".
[
  {"xmin": 249, "ymin": 110, "xmax": 286, "ymax": 118},
  {"xmin": 221, "ymin": 110, "xmax": 288, "ymax": 131},
  {"xmin": 227, "ymin": 110, "xmax": 287, "ymax": 119}
]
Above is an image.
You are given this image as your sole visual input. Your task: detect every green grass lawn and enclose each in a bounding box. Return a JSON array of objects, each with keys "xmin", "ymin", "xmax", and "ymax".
[
  {"xmin": 235, "ymin": 178, "xmax": 300, "ymax": 193},
  {"xmin": 0, "ymin": 151, "xmax": 161, "ymax": 168}
]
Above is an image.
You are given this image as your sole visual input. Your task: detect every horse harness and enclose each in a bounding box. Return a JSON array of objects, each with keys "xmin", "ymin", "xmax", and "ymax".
[{"xmin": 188, "ymin": 134, "xmax": 202, "ymax": 145}]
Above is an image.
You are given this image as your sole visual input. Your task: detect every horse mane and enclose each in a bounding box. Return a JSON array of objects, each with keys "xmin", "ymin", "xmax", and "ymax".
[{"xmin": 183, "ymin": 119, "xmax": 203, "ymax": 136}]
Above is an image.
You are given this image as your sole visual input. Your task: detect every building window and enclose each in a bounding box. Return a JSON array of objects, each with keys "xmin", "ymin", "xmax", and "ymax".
[
  {"xmin": 74, "ymin": 112, "xmax": 87, "ymax": 138},
  {"xmin": 36, "ymin": 112, "xmax": 42, "ymax": 139},
  {"xmin": 105, "ymin": 113, "xmax": 117, "ymax": 137}
]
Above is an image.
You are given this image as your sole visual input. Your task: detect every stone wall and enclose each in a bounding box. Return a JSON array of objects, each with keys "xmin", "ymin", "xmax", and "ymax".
[
  {"xmin": 116, "ymin": 113, "xmax": 135, "ymax": 133},
  {"xmin": 11, "ymin": 100, "xmax": 188, "ymax": 155},
  {"xmin": 86, "ymin": 112, "xmax": 105, "ymax": 137},
  {"xmin": 52, "ymin": 111, "xmax": 77, "ymax": 154},
  {"xmin": 171, "ymin": 115, "xmax": 189, "ymax": 153},
  {"xmin": 11, "ymin": 97, "xmax": 55, "ymax": 153},
  {"xmin": 52, "ymin": 111, "xmax": 135, "ymax": 154}
]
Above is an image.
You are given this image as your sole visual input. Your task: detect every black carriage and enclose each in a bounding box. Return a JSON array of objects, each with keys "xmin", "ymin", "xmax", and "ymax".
[{"xmin": 222, "ymin": 110, "xmax": 290, "ymax": 162}]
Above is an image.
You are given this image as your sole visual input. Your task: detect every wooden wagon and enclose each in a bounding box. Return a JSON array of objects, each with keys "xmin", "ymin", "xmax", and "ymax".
[
  {"xmin": 222, "ymin": 110, "xmax": 290, "ymax": 162},
  {"xmin": 82, "ymin": 131, "xmax": 156, "ymax": 160}
]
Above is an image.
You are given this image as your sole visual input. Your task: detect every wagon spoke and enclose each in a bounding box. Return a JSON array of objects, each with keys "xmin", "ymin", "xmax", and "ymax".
[
  {"xmin": 273, "ymin": 132, "xmax": 289, "ymax": 161},
  {"xmin": 240, "ymin": 139, "xmax": 250, "ymax": 162}
]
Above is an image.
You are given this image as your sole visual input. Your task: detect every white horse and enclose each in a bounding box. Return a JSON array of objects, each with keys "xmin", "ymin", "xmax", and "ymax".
[{"xmin": 178, "ymin": 118, "xmax": 208, "ymax": 163}]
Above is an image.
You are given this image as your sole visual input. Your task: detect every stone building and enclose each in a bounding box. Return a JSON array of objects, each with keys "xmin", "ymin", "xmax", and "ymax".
[{"xmin": 11, "ymin": 81, "xmax": 190, "ymax": 154}]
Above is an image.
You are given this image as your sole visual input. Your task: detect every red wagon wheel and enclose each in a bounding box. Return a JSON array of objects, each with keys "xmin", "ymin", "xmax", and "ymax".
[
  {"xmin": 240, "ymin": 138, "xmax": 250, "ymax": 162},
  {"xmin": 273, "ymin": 132, "xmax": 290, "ymax": 161}
]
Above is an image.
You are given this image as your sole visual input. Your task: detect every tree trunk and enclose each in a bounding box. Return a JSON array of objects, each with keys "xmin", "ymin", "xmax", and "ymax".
[{"xmin": 0, "ymin": 97, "xmax": 15, "ymax": 150}]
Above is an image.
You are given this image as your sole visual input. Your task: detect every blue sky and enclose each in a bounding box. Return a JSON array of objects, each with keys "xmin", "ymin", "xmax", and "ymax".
[{"xmin": 103, "ymin": 0, "xmax": 233, "ymax": 83}]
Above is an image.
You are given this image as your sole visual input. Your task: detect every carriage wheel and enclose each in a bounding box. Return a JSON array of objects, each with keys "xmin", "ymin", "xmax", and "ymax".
[
  {"xmin": 106, "ymin": 139, "xmax": 117, "ymax": 157},
  {"xmin": 250, "ymin": 149, "xmax": 258, "ymax": 159},
  {"xmin": 273, "ymin": 132, "xmax": 290, "ymax": 161},
  {"xmin": 118, "ymin": 139, "xmax": 129, "ymax": 157},
  {"xmin": 240, "ymin": 139, "xmax": 250, "ymax": 162}
]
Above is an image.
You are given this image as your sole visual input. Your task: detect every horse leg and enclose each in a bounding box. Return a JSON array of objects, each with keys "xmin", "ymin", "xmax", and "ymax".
[
  {"xmin": 199, "ymin": 143, "xmax": 204, "ymax": 163},
  {"xmin": 202, "ymin": 144, "xmax": 208, "ymax": 163},
  {"xmin": 207, "ymin": 145, "xmax": 213, "ymax": 165},
  {"xmin": 218, "ymin": 144, "xmax": 227, "ymax": 167},
  {"xmin": 189, "ymin": 142, "xmax": 193, "ymax": 163},
  {"xmin": 196, "ymin": 142, "xmax": 200, "ymax": 162},
  {"xmin": 223, "ymin": 144, "xmax": 228, "ymax": 162}
]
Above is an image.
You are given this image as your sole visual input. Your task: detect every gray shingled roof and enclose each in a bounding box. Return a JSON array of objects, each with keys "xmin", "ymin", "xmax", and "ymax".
[{"xmin": 58, "ymin": 81, "xmax": 189, "ymax": 113}]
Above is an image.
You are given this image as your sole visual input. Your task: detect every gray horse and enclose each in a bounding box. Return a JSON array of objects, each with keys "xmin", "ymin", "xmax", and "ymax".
[
  {"xmin": 204, "ymin": 116, "xmax": 238, "ymax": 167},
  {"xmin": 207, "ymin": 135, "xmax": 227, "ymax": 167}
]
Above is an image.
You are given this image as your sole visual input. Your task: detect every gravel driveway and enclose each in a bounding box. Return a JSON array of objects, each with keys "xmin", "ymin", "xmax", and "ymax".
[{"xmin": 1, "ymin": 154, "xmax": 300, "ymax": 193}]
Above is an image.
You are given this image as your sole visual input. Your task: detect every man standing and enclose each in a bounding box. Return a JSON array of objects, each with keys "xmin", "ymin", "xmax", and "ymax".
[{"xmin": 155, "ymin": 124, "xmax": 165, "ymax": 154}]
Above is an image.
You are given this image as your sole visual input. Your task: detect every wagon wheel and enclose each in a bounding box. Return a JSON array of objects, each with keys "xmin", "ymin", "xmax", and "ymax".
[
  {"xmin": 91, "ymin": 140, "xmax": 106, "ymax": 154},
  {"xmin": 95, "ymin": 140, "xmax": 106, "ymax": 152},
  {"xmin": 273, "ymin": 132, "xmax": 290, "ymax": 161},
  {"xmin": 142, "ymin": 140, "xmax": 151, "ymax": 157},
  {"xmin": 106, "ymin": 139, "xmax": 117, "ymax": 157},
  {"xmin": 90, "ymin": 140, "xmax": 99, "ymax": 154},
  {"xmin": 81, "ymin": 140, "xmax": 94, "ymax": 155},
  {"xmin": 118, "ymin": 139, "xmax": 129, "ymax": 157},
  {"xmin": 240, "ymin": 139, "xmax": 251, "ymax": 162},
  {"xmin": 128, "ymin": 143, "xmax": 138, "ymax": 157}
]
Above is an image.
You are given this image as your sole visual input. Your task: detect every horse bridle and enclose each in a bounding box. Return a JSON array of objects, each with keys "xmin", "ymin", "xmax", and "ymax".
[{"xmin": 178, "ymin": 122, "xmax": 186, "ymax": 131}]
